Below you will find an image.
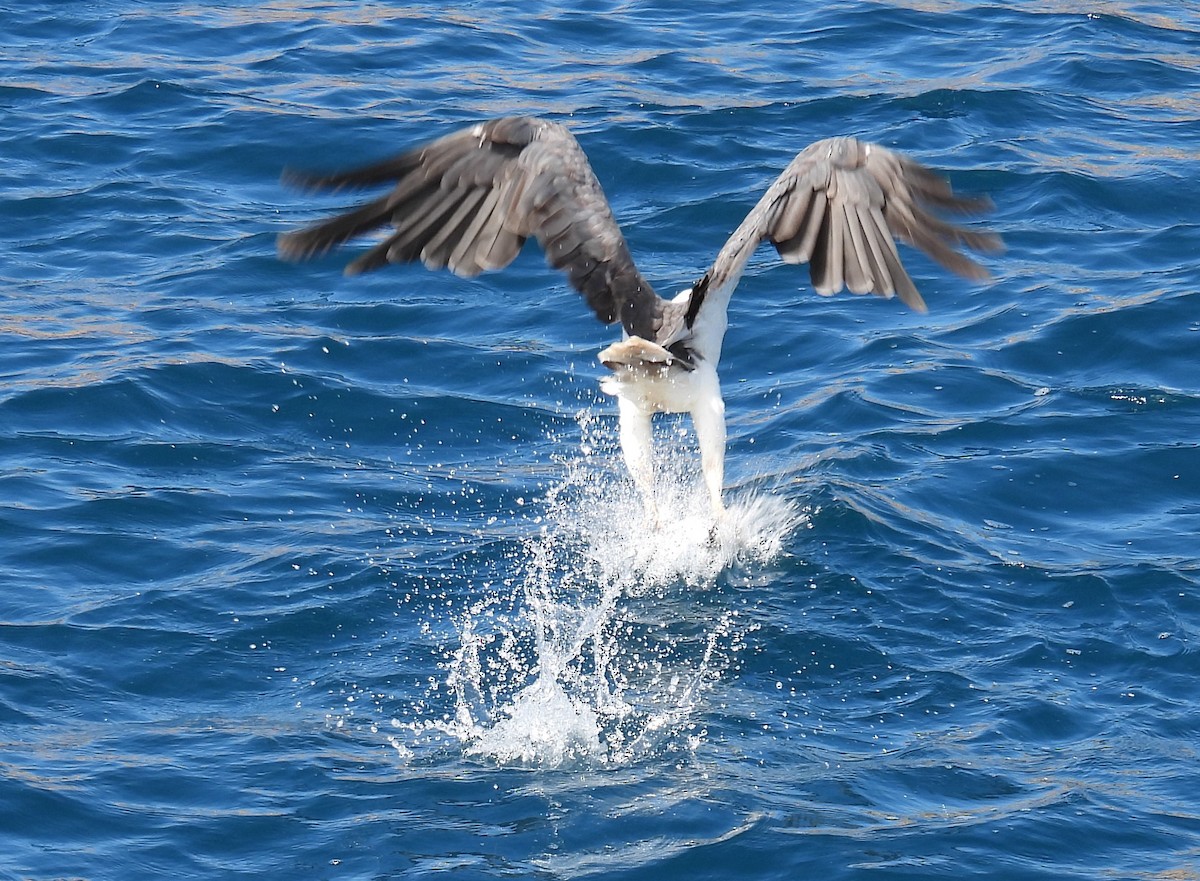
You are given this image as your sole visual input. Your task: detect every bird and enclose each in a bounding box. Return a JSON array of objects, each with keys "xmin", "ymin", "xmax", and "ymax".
[{"xmin": 277, "ymin": 116, "xmax": 1001, "ymax": 521}]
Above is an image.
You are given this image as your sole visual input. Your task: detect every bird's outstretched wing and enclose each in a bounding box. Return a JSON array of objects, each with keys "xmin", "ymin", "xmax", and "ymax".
[
  {"xmin": 691, "ymin": 136, "xmax": 1003, "ymax": 318},
  {"xmin": 277, "ymin": 116, "xmax": 664, "ymax": 339}
]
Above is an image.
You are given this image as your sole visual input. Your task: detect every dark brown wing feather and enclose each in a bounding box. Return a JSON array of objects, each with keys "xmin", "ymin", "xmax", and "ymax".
[{"xmin": 278, "ymin": 116, "xmax": 663, "ymax": 340}]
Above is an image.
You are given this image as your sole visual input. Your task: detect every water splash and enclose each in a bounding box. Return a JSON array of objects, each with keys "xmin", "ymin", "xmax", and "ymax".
[{"xmin": 431, "ymin": 410, "xmax": 805, "ymax": 768}]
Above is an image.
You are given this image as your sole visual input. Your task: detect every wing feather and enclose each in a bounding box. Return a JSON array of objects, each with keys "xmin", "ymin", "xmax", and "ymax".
[
  {"xmin": 446, "ymin": 187, "xmax": 502, "ymax": 276},
  {"xmin": 420, "ymin": 187, "xmax": 489, "ymax": 270},
  {"xmin": 696, "ymin": 136, "xmax": 1001, "ymax": 315},
  {"xmin": 768, "ymin": 183, "xmax": 813, "ymax": 244},
  {"xmin": 278, "ymin": 117, "xmax": 663, "ymax": 339}
]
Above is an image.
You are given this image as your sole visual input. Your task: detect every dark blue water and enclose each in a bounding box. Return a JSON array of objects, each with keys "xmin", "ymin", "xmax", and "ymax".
[{"xmin": 3, "ymin": 2, "xmax": 1199, "ymax": 878}]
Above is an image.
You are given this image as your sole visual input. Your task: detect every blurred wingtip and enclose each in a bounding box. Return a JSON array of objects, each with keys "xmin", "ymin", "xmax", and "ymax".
[
  {"xmin": 275, "ymin": 231, "xmax": 302, "ymax": 261},
  {"xmin": 280, "ymin": 167, "xmax": 321, "ymax": 192},
  {"xmin": 897, "ymin": 288, "xmax": 929, "ymax": 313}
]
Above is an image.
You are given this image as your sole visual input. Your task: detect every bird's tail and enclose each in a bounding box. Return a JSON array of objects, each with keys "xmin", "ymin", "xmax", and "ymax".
[
  {"xmin": 597, "ymin": 337, "xmax": 685, "ymax": 397},
  {"xmin": 598, "ymin": 337, "xmax": 680, "ymax": 372}
]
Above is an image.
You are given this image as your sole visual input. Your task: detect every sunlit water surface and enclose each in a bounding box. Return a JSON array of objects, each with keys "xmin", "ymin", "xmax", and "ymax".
[{"xmin": 2, "ymin": 3, "xmax": 1199, "ymax": 879}]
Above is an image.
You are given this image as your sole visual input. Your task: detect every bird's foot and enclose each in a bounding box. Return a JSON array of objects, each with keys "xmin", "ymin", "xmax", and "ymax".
[
  {"xmin": 706, "ymin": 502, "xmax": 726, "ymax": 548},
  {"xmin": 643, "ymin": 499, "xmax": 662, "ymax": 531},
  {"xmin": 706, "ymin": 522, "xmax": 720, "ymax": 548}
]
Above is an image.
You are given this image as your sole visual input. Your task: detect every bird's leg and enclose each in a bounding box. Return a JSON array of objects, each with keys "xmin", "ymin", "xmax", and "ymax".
[
  {"xmin": 616, "ymin": 395, "xmax": 658, "ymax": 524},
  {"xmin": 691, "ymin": 393, "xmax": 727, "ymax": 519}
]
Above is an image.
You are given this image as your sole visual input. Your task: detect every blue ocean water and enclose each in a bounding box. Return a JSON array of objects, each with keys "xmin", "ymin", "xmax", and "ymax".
[{"xmin": 3, "ymin": 1, "xmax": 1199, "ymax": 878}]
